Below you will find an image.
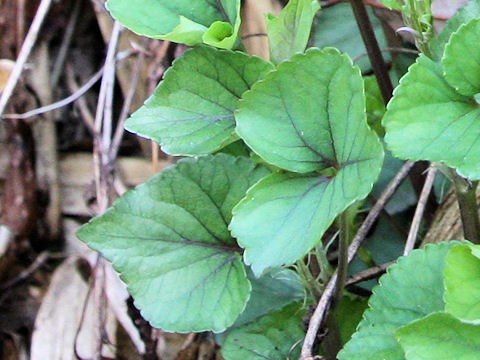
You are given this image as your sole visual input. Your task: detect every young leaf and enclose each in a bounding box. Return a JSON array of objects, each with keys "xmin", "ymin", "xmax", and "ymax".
[
  {"xmin": 395, "ymin": 312, "xmax": 480, "ymax": 360},
  {"xmin": 383, "ymin": 54, "xmax": 480, "ymax": 180},
  {"xmin": 106, "ymin": 0, "xmax": 241, "ymax": 48},
  {"xmin": 221, "ymin": 303, "xmax": 305, "ymax": 360},
  {"xmin": 338, "ymin": 242, "xmax": 457, "ymax": 360},
  {"xmin": 125, "ymin": 47, "xmax": 274, "ymax": 156},
  {"xmin": 442, "ymin": 18, "xmax": 480, "ymax": 97},
  {"xmin": 266, "ymin": 0, "xmax": 320, "ymax": 64},
  {"xmin": 232, "ymin": 48, "xmax": 383, "ymax": 275},
  {"xmin": 77, "ymin": 154, "xmax": 269, "ymax": 333},
  {"xmin": 444, "ymin": 244, "xmax": 480, "ymax": 322},
  {"xmin": 429, "ymin": 0, "xmax": 480, "ymax": 61}
]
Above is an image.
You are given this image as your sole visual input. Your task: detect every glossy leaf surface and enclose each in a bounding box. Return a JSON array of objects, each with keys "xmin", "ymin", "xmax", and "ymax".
[
  {"xmin": 232, "ymin": 48, "xmax": 383, "ymax": 275},
  {"xmin": 77, "ymin": 155, "xmax": 269, "ymax": 333},
  {"xmin": 126, "ymin": 47, "xmax": 274, "ymax": 155}
]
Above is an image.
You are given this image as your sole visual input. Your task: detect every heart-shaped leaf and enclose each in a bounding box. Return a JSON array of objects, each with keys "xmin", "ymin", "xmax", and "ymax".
[
  {"xmin": 126, "ymin": 47, "xmax": 274, "ymax": 156},
  {"xmin": 232, "ymin": 48, "xmax": 383, "ymax": 275},
  {"xmin": 395, "ymin": 312, "xmax": 480, "ymax": 360},
  {"xmin": 383, "ymin": 54, "xmax": 480, "ymax": 180},
  {"xmin": 339, "ymin": 242, "xmax": 457, "ymax": 360},
  {"xmin": 266, "ymin": 0, "xmax": 320, "ymax": 64},
  {"xmin": 106, "ymin": 0, "xmax": 241, "ymax": 48},
  {"xmin": 77, "ymin": 154, "xmax": 269, "ymax": 333},
  {"xmin": 221, "ymin": 303, "xmax": 305, "ymax": 360},
  {"xmin": 444, "ymin": 244, "xmax": 480, "ymax": 321},
  {"xmin": 442, "ymin": 18, "xmax": 480, "ymax": 97}
]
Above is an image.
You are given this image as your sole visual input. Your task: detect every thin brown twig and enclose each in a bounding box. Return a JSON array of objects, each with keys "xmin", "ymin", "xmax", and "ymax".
[
  {"xmin": 90, "ymin": 20, "xmax": 122, "ymax": 360},
  {"xmin": 345, "ymin": 261, "xmax": 393, "ymax": 286},
  {"xmin": 2, "ymin": 51, "xmax": 133, "ymax": 121},
  {"xmin": 353, "ymin": 46, "xmax": 419, "ymax": 62},
  {"xmin": 109, "ymin": 45, "xmax": 146, "ymax": 162},
  {"xmin": 0, "ymin": 0, "xmax": 53, "ymax": 116},
  {"xmin": 300, "ymin": 160, "xmax": 414, "ymax": 359},
  {"xmin": 65, "ymin": 64, "xmax": 97, "ymax": 135},
  {"xmin": 403, "ymin": 166, "xmax": 437, "ymax": 256},
  {"xmin": 0, "ymin": 251, "xmax": 49, "ymax": 291},
  {"xmin": 2, "ymin": 68, "xmax": 104, "ymax": 120}
]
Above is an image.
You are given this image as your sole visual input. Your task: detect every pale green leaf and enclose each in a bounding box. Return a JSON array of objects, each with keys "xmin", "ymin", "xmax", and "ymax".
[
  {"xmin": 444, "ymin": 244, "xmax": 480, "ymax": 321},
  {"xmin": 377, "ymin": 0, "xmax": 401, "ymax": 10},
  {"xmin": 443, "ymin": 18, "xmax": 480, "ymax": 96},
  {"xmin": 383, "ymin": 54, "xmax": 480, "ymax": 180},
  {"xmin": 266, "ymin": 0, "xmax": 320, "ymax": 64},
  {"xmin": 429, "ymin": 0, "xmax": 480, "ymax": 61},
  {"xmin": 339, "ymin": 242, "xmax": 457, "ymax": 360},
  {"xmin": 77, "ymin": 154, "xmax": 269, "ymax": 333},
  {"xmin": 232, "ymin": 48, "xmax": 383, "ymax": 275},
  {"xmin": 126, "ymin": 47, "xmax": 274, "ymax": 156},
  {"xmin": 395, "ymin": 312, "xmax": 480, "ymax": 360},
  {"xmin": 106, "ymin": 0, "xmax": 241, "ymax": 48},
  {"xmin": 221, "ymin": 303, "xmax": 305, "ymax": 360}
]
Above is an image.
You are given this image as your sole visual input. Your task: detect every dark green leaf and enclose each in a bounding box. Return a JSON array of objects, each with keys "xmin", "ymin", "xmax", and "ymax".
[
  {"xmin": 313, "ymin": 3, "xmax": 389, "ymax": 73},
  {"xmin": 339, "ymin": 242, "xmax": 457, "ymax": 360},
  {"xmin": 77, "ymin": 154, "xmax": 269, "ymax": 333},
  {"xmin": 221, "ymin": 303, "xmax": 305, "ymax": 360},
  {"xmin": 126, "ymin": 47, "xmax": 274, "ymax": 156},
  {"xmin": 395, "ymin": 312, "xmax": 480, "ymax": 360}
]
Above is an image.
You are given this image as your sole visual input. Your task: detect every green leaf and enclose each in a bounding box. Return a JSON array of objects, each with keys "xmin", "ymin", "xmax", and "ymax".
[
  {"xmin": 266, "ymin": 0, "xmax": 320, "ymax": 64},
  {"xmin": 364, "ymin": 76, "xmax": 386, "ymax": 137},
  {"xmin": 234, "ymin": 268, "xmax": 305, "ymax": 327},
  {"xmin": 337, "ymin": 295, "xmax": 368, "ymax": 345},
  {"xmin": 232, "ymin": 48, "xmax": 383, "ymax": 275},
  {"xmin": 377, "ymin": 0, "xmax": 401, "ymax": 10},
  {"xmin": 313, "ymin": 3, "xmax": 389, "ymax": 73},
  {"xmin": 395, "ymin": 312, "xmax": 480, "ymax": 360},
  {"xmin": 106, "ymin": 0, "xmax": 241, "ymax": 48},
  {"xmin": 77, "ymin": 154, "xmax": 269, "ymax": 333},
  {"xmin": 339, "ymin": 242, "xmax": 457, "ymax": 360},
  {"xmin": 125, "ymin": 47, "xmax": 274, "ymax": 156},
  {"xmin": 444, "ymin": 244, "xmax": 480, "ymax": 321},
  {"xmin": 221, "ymin": 303, "xmax": 305, "ymax": 360},
  {"xmin": 429, "ymin": 0, "xmax": 480, "ymax": 61},
  {"xmin": 443, "ymin": 18, "xmax": 480, "ymax": 97},
  {"xmin": 383, "ymin": 54, "xmax": 480, "ymax": 180}
]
